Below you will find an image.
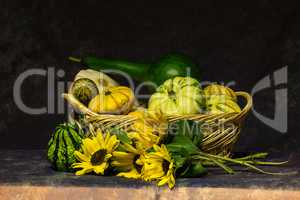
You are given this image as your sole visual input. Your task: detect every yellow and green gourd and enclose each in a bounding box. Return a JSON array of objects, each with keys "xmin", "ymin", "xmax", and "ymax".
[
  {"xmin": 70, "ymin": 69, "xmax": 118, "ymax": 106},
  {"xmin": 204, "ymin": 84, "xmax": 241, "ymax": 114},
  {"xmin": 148, "ymin": 77, "xmax": 205, "ymax": 116}
]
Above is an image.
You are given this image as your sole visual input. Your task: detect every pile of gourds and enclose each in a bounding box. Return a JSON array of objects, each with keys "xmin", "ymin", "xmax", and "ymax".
[
  {"xmin": 46, "ymin": 54, "xmax": 291, "ymax": 189},
  {"xmin": 67, "ymin": 53, "xmax": 242, "ymax": 117},
  {"xmin": 69, "ymin": 69, "xmax": 135, "ymax": 114},
  {"xmin": 68, "ymin": 69, "xmax": 241, "ymax": 117},
  {"xmin": 48, "ymin": 53, "xmax": 244, "ymax": 175}
]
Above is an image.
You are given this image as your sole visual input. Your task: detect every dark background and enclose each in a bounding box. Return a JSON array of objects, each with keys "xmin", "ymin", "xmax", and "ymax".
[{"xmin": 0, "ymin": 1, "xmax": 299, "ymax": 153}]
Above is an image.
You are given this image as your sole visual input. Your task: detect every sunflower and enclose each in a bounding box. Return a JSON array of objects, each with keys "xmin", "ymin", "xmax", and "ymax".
[
  {"xmin": 142, "ymin": 144, "xmax": 176, "ymax": 189},
  {"xmin": 111, "ymin": 143, "xmax": 145, "ymax": 179},
  {"xmin": 72, "ymin": 130, "xmax": 119, "ymax": 175},
  {"xmin": 127, "ymin": 116, "xmax": 167, "ymax": 151},
  {"xmin": 128, "ymin": 122, "xmax": 160, "ymax": 150}
]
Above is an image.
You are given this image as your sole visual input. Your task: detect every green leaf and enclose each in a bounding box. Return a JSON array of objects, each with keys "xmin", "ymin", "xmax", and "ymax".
[
  {"xmin": 169, "ymin": 120, "xmax": 203, "ymax": 146},
  {"xmin": 116, "ymin": 145, "xmax": 128, "ymax": 152},
  {"xmin": 172, "ymin": 135, "xmax": 199, "ymax": 154},
  {"xmin": 166, "ymin": 135, "xmax": 199, "ymax": 157},
  {"xmin": 171, "ymin": 154, "xmax": 191, "ymax": 177},
  {"xmin": 182, "ymin": 162, "xmax": 207, "ymax": 177},
  {"xmin": 110, "ymin": 128, "xmax": 132, "ymax": 145},
  {"xmin": 166, "ymin": 144, "xmax": 189, "ymax": 155},
  {"xmin": 172, "ymin": 154, "xmax": 188, "ymax": 169}
]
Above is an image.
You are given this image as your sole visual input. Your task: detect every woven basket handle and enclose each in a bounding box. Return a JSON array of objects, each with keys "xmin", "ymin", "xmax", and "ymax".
[{"xmin": 233, "ymin": 91, "xmax": 253, "ymax": 123}]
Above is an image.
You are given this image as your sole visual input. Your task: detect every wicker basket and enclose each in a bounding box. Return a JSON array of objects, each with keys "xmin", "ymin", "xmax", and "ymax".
[{"xmin": 63, "ymin": 91, "xmax": 252, "ymax": 156}]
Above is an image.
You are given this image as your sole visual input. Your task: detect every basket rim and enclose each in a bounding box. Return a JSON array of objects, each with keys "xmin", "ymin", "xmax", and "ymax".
[{"xmin": 63, "ymin": 91, "xmax": 252, "ymax": 123}]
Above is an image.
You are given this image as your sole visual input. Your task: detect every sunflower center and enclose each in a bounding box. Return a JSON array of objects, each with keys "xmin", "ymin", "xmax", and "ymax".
[
  {"xmin": 162, "ymin": 160, "xmax": 170, "ymax": 174},
  {"xmin": 90, "ymin": 149, "xmax": 107, "ymax": 166},
  {"xmin": 104, "ymin": 90, "xmax": 112, "ymax": 96},
  {"xmin": 133, "ymin": 155, "xmax": 142, "ymax": 174}
]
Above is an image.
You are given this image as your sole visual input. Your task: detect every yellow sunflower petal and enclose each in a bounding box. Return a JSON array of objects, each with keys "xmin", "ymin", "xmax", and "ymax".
[
  {"xmin": 135, "ymin": 158, "xmax": 144, "ymax": 166},
  {"xmin": 168, "ymin": 162, "xmax": 174, "ymax": 173},
  {"xmin": 104, "ymin": 153, "xmax": 112, "ymax": 161},
  {"xmin": 82, "ymin": 138, "xmax": 98, "ymax": 155},
  {"xmin": 143, "ymin": 164, "xmax": 163, "ymax": 172},
  {"xmin": 117, "ymin": 169, "xmax": 141, "ymax": 179},
  {"xmin": 147, "ymin": 153, "xmax": 164, "ymax": 161},
  {"xmin": 113, "ymin": 151, "xmax": 135, "ymax": 160},
  {"xmin": 96, "ymin": 130, "xmax": 105, "ymax": 148},
  {"xmin": 153, "ymin": 145, "xmax": 161, "ymax": 152},
  {"xmin": 106, "ymin": 135, "xmax": 120, "ymax": 153},
  {"xmin": 74, "ymin": 151, "xmax": 90, "ymax": 162},
  {"xmin": 143, "ymin": 166, "xmax": 164, "ymax": 180},
  {"xmin": 160, "ymin": 145, "xmax": 169, "ymax": 155},
  {"xmin": 139, "ymin": 132, "xmax": 160, "ymax": 144},
  {"xmin": 93, "ymin": 162, "xmax": 108, "ymax": 175},
  {"xmin": 168, "ymin": 175, "xmax": 176, "ymax": 189},
  {"xmin": 120, "ymin": 143, "xmax": 139, "ymax": 154},
  {"xmin": 127, "ymin": 131, "xmax": 138, "ymax": 139},
  {"xmin": 143, "ymin": 172, "xmax": 164, "ymax": 181},
  {"xmin": 104, "ymin": 132, "xmax": 111, "ymax": 145},
  {"xmin": 157, "ymin": 177, "xmax": 169, "ymax": 187},
  {"xmin": 111, "ymin": 160, "xmax": 132, "ymax": 167},
  {"xmin": 75, "ymin": 167, "xmax": 94, "ymax": 176},
  {"xmin": 72, "ymin": 162, "xmax": 92, "ymax": 169}
]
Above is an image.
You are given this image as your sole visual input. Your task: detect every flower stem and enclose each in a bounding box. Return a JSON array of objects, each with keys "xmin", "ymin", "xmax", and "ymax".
[
  {"xmin": 235, "ymin": 152, "xmax": 268, "ymax": 161},
  {"xmin": 197, "ymin": 155, "xmax": 234, "ymax": 174},
  {"xmin": 194, "ymin": 152, "xmax": 296, "ymax": 176},
  {"xmin": 69, "ymin": 56, "xmax": 82, "ymax": 63}
]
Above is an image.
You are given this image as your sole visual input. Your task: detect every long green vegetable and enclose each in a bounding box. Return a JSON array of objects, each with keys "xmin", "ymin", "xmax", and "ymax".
[{"xmin": 69, "ymin": 53, "xmax": 201, "ymax": 86}]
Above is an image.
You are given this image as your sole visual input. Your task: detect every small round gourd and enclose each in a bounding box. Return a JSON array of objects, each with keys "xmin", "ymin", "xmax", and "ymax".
[
  {"xmin": 88, "ymin": 86, "xmax": 135, "ymax": 114},
  {"xmin": 70, "ymin": 78, "xmax": 99, "ymax": 106},
  {"xmin": 206, "ymin": 95, "xmax": 241, "ymax": 114},
  {"xmin": 204, "ymin": 84, "xmax": 237, "ymax": 101},
  {"xmin": 148, "ymin": 77, "xmax": 205, "ymax": 116}
]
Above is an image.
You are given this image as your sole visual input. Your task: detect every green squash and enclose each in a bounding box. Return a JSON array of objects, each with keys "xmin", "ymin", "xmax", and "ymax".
[
  {"xmin": 150, "ymin": 53, "xmax": 200, "ymax": 85},
  {"xmin": 47, "ymin": 123, "xmax": 83, "ymax": 171}
]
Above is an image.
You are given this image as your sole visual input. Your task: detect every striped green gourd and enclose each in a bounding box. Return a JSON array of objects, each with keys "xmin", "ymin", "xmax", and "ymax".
[{"xmin": 47, "ymin": 123, "xmax": 83, "ymax": 171}]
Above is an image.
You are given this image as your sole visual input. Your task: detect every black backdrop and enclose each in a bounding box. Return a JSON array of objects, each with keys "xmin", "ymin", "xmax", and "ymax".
[{"xmin": 0, "ymin": 1, "xmax": 299, "ymax": 153}]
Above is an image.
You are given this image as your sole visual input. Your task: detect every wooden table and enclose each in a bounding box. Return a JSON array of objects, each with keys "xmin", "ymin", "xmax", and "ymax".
[{"xmin": 0, "ymin": 150, "xmax": 299, "ymax": 200}]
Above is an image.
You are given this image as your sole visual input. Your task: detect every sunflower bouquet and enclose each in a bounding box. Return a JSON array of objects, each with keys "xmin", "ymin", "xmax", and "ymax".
[
  {"xmin": 66, "ymin": 112, "xmax": 288, "ymax": 189},
  {"xmin": 47, "ymin": 69, "xmax": 293, "ymax": 189}
]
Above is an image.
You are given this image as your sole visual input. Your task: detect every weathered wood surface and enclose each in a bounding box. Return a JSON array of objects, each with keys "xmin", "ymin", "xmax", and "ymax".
[
  {"xmin": 0, "ymin": 150, "xmax": 299, "ymax": 200},
  {"xmin": 1, "ymin": 186, "xmax": 300, "ymax": 200}
]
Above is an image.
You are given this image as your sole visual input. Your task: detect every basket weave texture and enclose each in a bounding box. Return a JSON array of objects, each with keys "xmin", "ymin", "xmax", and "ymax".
[{"xmin": 64, "ymin": 91, "xmax": 252, "ymax": 156}]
